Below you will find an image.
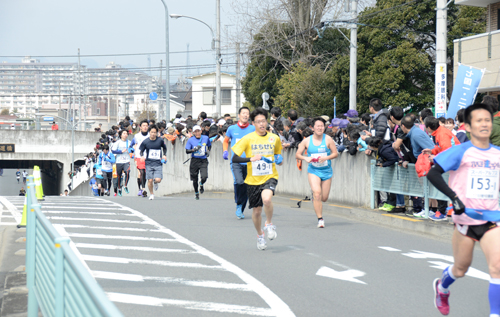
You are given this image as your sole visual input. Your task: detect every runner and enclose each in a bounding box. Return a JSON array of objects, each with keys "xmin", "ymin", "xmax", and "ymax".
[
  {"xmin": 222, "ymin": 106, "xmax": 255, "ymax": 218},
  {"xmin": 295, "ymin": 117, "xmax": 338, "ymax": 228},
  {"xmin": 94, "ymin": 162, "xmax": 105, "ymax": 196},
  {"xmin": 111, "ymin": 130, "xmax": 131, "ymax": 196},
  {"xmin": 139, "ymin": 125, "xmax": 167, "ymax": 200},
  {"xmin": 426, "ymin": 104, "xmax": 500, "ymax": 316},
  {"xmin": 129, "ymin": 120, "xmax": 150, "ymax": 196},
  {"xmin": 185, "ymin": 125, "xmax": 212, "ymax": 200},
  {"xmin": 231, "ymin": 107, "xmax": 283, "ymax": 250},
  {"xmin": 22, "ymin": 170, "xmax": 28, "ymax": 185},
  {"xmin": 16, "ymin": 169, "xmax": 20, "ymax": 184},
  {"xmin": 89, "ymin": 175, "xmax": 99, "ymax": 196},
  {"xmin": 98, "ymin": 144, "xmax": 116, "ymax": 196}
]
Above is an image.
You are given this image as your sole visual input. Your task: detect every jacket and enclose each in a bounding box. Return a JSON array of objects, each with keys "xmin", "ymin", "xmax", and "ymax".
[
  {"xmin": 371, "ymin": 108, "xmax": 390, "ymax": 139},
  {"xmin": 456, "ymin": 124, "xmax": 468, "ymax": 143},
  {"xmin": 492, "ymin": 111, "xmax": 500, "ymax": 146},
  {"xmin": 406, "ymin": 125, "xmax": 435, "ymax": 158},
  {"xmin": 376, "ymin": 140, "xmax": 400, "ymax": 167},
  {"xmin": 430, "ymin": 126, "xmax": 460, "ymax": 155}
]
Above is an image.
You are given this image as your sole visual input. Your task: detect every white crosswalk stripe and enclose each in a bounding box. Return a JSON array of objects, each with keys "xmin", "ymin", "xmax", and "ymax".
[{"xmin": 1, "ymin": 196, "xmax": 295, "ymax": 316}]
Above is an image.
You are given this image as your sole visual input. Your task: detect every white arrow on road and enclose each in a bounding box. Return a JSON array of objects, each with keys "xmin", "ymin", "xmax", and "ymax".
[{"xmin": 316, "ymin": 266, "xmax": 367, "ymax": 285}]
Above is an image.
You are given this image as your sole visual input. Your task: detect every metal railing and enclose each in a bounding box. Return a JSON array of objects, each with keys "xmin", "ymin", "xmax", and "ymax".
[
  {"xmin": 25, "ymin": 176, "xmax": 123, "ymax": 317},
  {"xmin": 370, "ymin": 160, "xmax": 449, "ymax": 218}
]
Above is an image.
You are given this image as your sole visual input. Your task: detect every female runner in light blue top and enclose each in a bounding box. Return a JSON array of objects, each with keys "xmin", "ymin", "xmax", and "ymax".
[{"xmin": 296, "ymin": 117, "xmax": 338, "ymax": 228}]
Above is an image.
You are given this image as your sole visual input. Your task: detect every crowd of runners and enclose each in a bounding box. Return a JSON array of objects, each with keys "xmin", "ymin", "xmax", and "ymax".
[{"xmin": 79, "ymin": 98, "xmax": 500, "ymax": 316}]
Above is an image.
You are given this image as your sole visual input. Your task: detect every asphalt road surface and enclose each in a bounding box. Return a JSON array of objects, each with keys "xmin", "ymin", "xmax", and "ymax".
[{"xmin": 0, "ymin": 192, "xmax": 492, "ymax": 316}]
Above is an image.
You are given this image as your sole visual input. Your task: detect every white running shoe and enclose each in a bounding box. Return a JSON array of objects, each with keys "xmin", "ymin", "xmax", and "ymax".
[
  {"xmin": 149, "ymin": 194, "xmax": 155, "ymax": 200},
  {"xmin": 317, "ymin": 219, "xmax": 325, "ymax": 228},
  {"xmin": 154, "ymin": 182, "xmax": 159, "ymax": 192},
  {"xmin": 257, "ymin": 234, "xmax": 267, "ymax": 250},
  {"xmin": 264, "ymin": 223, "xmax": 277, "ymax": 240}
]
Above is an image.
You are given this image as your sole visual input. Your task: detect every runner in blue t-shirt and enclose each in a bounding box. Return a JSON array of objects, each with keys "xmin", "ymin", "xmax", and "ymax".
[
  {"xmin": 222, "ymin": 107, "xmax": 255, "ymax": 219},
  {"xmin": 186, "ymin": 125, "xmax": 212, "ymax": 200},
  {"xmin": 89, "ymin": 176, "xmax": 99, "ymax": 196}
]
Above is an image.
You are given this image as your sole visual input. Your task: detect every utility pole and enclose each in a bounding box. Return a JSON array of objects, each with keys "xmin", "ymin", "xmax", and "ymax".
[
  {"xmin": 78, "ymin": 49, "xmax": 82, "ymax": 131},
  {"xmin": 83, "ymin": 67, "xmax": 87, "ymax": 131},
  {"xmin": 235, "ymin": 43, "xmax": 241, "ymax": 113},
  {"xmin": 160, "ymin": 0, "xmax": 170, "ymax": 123},
  {"xmin": 159, "ymin": 60, "xmax": 163, "ymax": 122},
  {"xmin": 435, "ymin": 0, "xmax": 447, "ymax": 117},
  {"xmin": 107, "ymin": 77, "xmax": 110, "ymax": 125},
  {"xmin": 349, "ymin": 0, "xmax": 358, "ymax": 111},
  {"xmin": 215, "ymin": 0, "xmax": 221, "ymax": 118}
]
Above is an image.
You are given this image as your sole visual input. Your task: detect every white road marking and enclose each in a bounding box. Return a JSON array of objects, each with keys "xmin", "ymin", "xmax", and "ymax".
[
  {"xmin": 57, "ymin": 224, "xmax": 161, "ymax": 232},
  {"xmin": 316, "ymin": 266, "xmax": 367, "ymax": 285},
  {"xmin": 46, "ymin": 217, "xmax": 146, "ymax": 224},
  {"xmin": 42, "ymin": 206, "xmax": 125, "ymax": 210},
  {"xmin": 75, "ymin": 243, "xmax": 195, "ymax": 254},
  {"xmin": 378, "ymin": 246, "xmax": 401, "ymax": 252},
  {"xmin": 62, "ymin": 232, "xmax": 176, "ymax": 242},
  {"xmin": 92, "ymin": 271, "xmax": 252, "ymax": 291},
  {"xmin": 106, "ymin": 292, "xmax": 275, "ymax": 316},
  {"xmin": 81, "ymin": 254, "xmax": 224, "ymax": 270},
  {"xmin": 42, "ymin": 210, "xmax": 136, "ymax": 217},
  {"xmin": 53, "ymin": 224, "xmax": 93, "ymax": 276},
  {"xmin": 402, "ymin": 250, "xmax": 454, "ymax": 263},
  {"xmin": 0, "ymin": 197, "xmax": 22, "ymax": 223},
  {"xmin": 428, "ymin": 261, "xmax": 490, "ymax": 281}
]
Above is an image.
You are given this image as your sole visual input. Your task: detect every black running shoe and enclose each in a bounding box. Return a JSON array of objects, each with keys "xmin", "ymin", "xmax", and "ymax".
[
  {"xmin": 195, "ymin": 193, "xmax": 200, "ymax": 200},
  {"xmin": 199, "ymin": 182, "xmax": 204, "ymax": 194}
]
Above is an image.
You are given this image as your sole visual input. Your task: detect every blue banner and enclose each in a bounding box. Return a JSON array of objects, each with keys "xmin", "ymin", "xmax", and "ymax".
[{"xmin": 447, "ymin": 64, "xmax": 484, "ymax": 120}]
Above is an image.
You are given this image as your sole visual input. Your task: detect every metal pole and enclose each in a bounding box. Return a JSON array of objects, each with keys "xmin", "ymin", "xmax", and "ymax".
[
  {"xmin": 435, "ymin": 0, "xmax": 447, "ymax": 114},
  {"xmin": 78, "ymin": 49, "xmax": 82, "ymax": 131},
  {"xmin": 71, "ymin": 97, "xmax": 74, "ymax": 191},
  {"xmin": 160, "ymin": 0, "xmax": 170, "ymax": 122},
  {"xmin": 83, "ymin": 68, "xmax": 87, "ymax": 131},
  {"xmin": 215, "ymin": 0, "xmax": 221, "ymax": 117},
  {"xmin": 349, "ymin": 0, "xmax": 357, "ymax": 110},
  {"xmin": 159, "ymin": 59, "xmax": 163, "ymax": 121},
  {"xmin": 235, "ymin": 43, "xmax": 241, "ymax": 113},
  {"xmin": 107, "ymin": 77, "xmax": 110, "ymax": 125}
]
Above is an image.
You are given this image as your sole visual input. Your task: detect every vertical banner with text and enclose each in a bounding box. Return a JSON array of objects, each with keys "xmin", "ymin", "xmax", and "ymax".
[
  {"xmin": 446, "ymin": 63, "xmax": 485, "ymax": 120},
  {"xmin": 435, "ymin": 63, "xmax": 447, "ymax": 118}
]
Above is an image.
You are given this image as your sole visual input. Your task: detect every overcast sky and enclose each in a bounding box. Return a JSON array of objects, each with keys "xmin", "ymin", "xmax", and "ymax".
[{"xmin": 0, "ymin": 0, "xmax": 239, "ymax": 82}]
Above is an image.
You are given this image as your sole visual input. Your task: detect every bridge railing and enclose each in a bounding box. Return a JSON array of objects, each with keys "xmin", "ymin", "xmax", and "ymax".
[
  {"xmin": 25, "ymin": 176, "xmax": 123, "ymax": 317},
  {"xmin": 370, "ymin": 160, "xmax": 449, "ymax": 218}
]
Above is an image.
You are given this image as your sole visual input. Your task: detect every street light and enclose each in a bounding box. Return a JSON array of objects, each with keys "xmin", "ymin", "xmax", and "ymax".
[
  {"xmin": 159, "ymin": 0, "xmax": 171, "ymax": 123},
  {"xmin": 35, "ymin": 113, "xmax": 94, "ymax": 191},
  {"xmin": 170, "ymin": 12, "xmax": 221, "ymax": 118}
]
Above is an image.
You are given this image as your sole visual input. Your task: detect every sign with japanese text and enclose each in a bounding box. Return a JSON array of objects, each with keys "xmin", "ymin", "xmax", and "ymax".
[
  {"xmin": 435, "ymin": 63, "xmax": 447, "ymax": 118},
  {"xmin": 447, "ymin": 63, "xmax": 485, "ymax": 120},
  {"xmin": 0, "ymin": 144, "xmax": 15, "ymax": 153}
]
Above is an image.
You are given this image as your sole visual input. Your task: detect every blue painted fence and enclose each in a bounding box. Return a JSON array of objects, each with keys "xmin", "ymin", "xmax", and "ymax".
[{"xmin": 25, "ymin": 176, "xmax": 123, "ymax": 317}]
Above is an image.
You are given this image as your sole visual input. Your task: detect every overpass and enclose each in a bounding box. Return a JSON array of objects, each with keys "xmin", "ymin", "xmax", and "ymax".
[{"xmin": 0, "ymin": 130, "xmax": 99, "ymax": 194}]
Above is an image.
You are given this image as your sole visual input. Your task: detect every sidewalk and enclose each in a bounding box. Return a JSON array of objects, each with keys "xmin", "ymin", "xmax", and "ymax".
[{"xmin": 180, "ymin": 191, "xmax": 455, "ymax": 242}]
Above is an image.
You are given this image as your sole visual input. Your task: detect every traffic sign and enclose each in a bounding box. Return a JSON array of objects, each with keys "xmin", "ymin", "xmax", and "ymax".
[
  {"xmin": 149, "ymin": 92, "xmax": 158, "ymax": 101},
  {"xmin": 43, "ymin": 117, "xmax": 54, "ymax": 122}
]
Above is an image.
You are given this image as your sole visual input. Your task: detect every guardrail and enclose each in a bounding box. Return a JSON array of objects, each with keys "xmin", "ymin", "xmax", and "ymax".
[
  {"xmin": 370, "ymin": 160, "xmax": 449, "ymax": 218},
  {"xmin": 25, "ymin": 176, "xmax": 123, "ymax": 317}
]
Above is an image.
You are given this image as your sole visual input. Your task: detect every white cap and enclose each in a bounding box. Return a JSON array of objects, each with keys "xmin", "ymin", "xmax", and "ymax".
[
  {"xmin": 173, "ymin": 118, "xmax": 181, "ymax": 124},
  {"xmin": 217, "ymin": 119, "xmax": 226, "ymax": 126},
  {"xmin": 193, "ymin": 125, "xmax": 202, "ymax": 132}
]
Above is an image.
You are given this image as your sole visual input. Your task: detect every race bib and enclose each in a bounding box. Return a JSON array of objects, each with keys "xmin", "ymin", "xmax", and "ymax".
[
  {"xmin": 466, "ymin": 169, "xmax": 499, "ymax": 200},
  {"xmin": 252, "ymin": 160, "xmax": 273, "ymax": 176},
  {"xmin": 311, "ymin": 153, "xmax": 328, "ymax": 168},
  {"xmin": 194, "ymin": 146, "xmax": 206, "ymax": 157},
  {"xmin": 96, "ymin": 169, "xmax": 103, "ymax": 176},
  {"xmin": 149, "ymin": 149, "xmax": 161, "ymax": 160},
  {"xmin": 92, "ymin": 184, "xmax": 98, "ymax": 189}
]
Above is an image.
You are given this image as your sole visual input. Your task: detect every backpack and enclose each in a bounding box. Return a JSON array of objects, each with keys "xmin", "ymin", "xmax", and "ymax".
[{"xmin": 415, "ymin": 153, "xmax": 432, "ymax": 178}]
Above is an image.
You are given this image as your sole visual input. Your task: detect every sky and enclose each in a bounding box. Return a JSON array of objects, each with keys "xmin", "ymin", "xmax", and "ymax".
[{"xmin": 0, "ymin": 0, "xmax": 240, "ymax": 83}]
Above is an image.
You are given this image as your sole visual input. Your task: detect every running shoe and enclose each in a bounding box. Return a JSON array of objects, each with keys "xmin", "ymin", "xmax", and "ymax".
[
  {"xmin": 118, "ymin": 190, "xmax": 122, "ymax": 197},
  {"xmin": 195, "ymin": 193, "xmax": 199, "ymax": 200},
  {"xmin": 124, "ymin": 187, "xmax": 129, "ymax": 194},
  {"xmin": 264, "ymin": 223, "xmax": 277, "ymax": 240},
  {"xmin": 379, "ymin": 203, "xmax": 391, "ymax": 211},
  {"xmin": 199, "ymin": 182, "xmax": 204, "ymax": 194},
  {"xmin": 384, "ymin": 205, "xmax": 395, "ymax": 212},
  {"xmin": 413, "ymin": 210, "xmax": 428, "ymax": 218},
  {"xmin": 149, "ymin": 194, "xmax": 155, "ymax": 200},
  {"xmin": 236, "ymin": 205, "xmax": 244, "ymax": 219},
  {"xmin": 154, "ymin": 182, "xmax": 159, "ymax": 192},
  {"xmin": 137, "ymin": 190, "xmax": 143, "ymax": 196},
  {"xmin": 257, "ymin": 234, "xmax": 267, "ymax": 250},
  {"xmin": 430, "ymin": 212, "xmax": 447, "ymax": 221},
  {"xmin": 433, "ymin": 278, "xmax": 450, "ymax": 315},
  {"xmin": 317, "ymin": 219, "xmax": 325, "ymax": 228},
  {"xmin": 114, "ymin": 193, "xmax": 117, "ymax": 197},
  {"xmin": 106, "ymin": 190, "xmax": 110, "ymax": 196}
]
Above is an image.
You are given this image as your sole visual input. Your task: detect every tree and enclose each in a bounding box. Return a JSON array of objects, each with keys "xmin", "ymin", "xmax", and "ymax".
[
  {"xmin": 274, "ymin": 62, "xmax": 336, "ymax": 117},
  {"xmin": 0, "ymin": 109, "xmax": 9, "ymax": 115},
  {"xmin": 135, "ymin": 104, "xmax": 157, "ymax": 124},
  {"xmin": 330, "ymin": 0, "xmax": 486, "ymax": 114}
]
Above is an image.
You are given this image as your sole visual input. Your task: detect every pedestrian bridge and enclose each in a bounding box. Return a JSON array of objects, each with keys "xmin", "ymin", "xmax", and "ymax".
[{"xmin": 0, "ymin": 130, "xmax": 99, "ymax": 194}]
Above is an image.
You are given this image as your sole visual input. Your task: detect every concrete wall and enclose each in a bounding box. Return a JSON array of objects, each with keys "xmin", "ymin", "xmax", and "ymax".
[{"xmin": 86, "ymin": 141, "xmax": 372, "ymax": 207}]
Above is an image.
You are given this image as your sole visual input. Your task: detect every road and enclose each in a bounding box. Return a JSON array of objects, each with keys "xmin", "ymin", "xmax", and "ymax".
[
  {"xmin": 0, "ymin": 192, "xmax": 491, "ymax": 316},
  {"xmin": 0, "ymin": 168, "xmax": 31, "ymax": 197}
]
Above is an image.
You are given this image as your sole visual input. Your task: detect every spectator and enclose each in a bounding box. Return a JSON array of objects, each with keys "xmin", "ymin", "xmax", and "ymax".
[
  {"xmin": 438, "ymin": 116, "xmax": 446, "ymax": 126},
  {"xmin": 271, "ymin": 107, "xmax": 286, "ymax": 123},
  {"xmin": 288, "ymin": 109, "xmax": 302, "ymax": 148},
  {"xmin": 368, "ymin": 137, "xmax": 402, "ymax": 213},
  {"xmin": 368, "ymin": 98, "xmax": 390, "ymax": 140},
  {"xmin": 200, "ymin": 121, "xmax": 211, "ymax": 136},
  {"xmin": 418, "ymin": 108, "xmax": 434, "ymax": 131},
  {"xmin": 455, "ymin": 108, "xmax": 469, "ymax": 143},
  {"xmin": 51, "ymin": 121, "xmax": 59, "ymax": 130},
  {"xmin": 400, "ymin": 115, "xmax": 435, "ymax": 160},
  {"xmin": 444, "ymin": 118, "xmax": 455, "ymax": 133},
  {"xmin": 223, "ymin": 113, "xmax": 231, "ymax": 121},
  {"xmin": 482, "ymin": 95, "xmax": 500, "ymax": 146},
  {"xmin": 360, "ymin": 113, "xmax": 371, "ymax": 127}
]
